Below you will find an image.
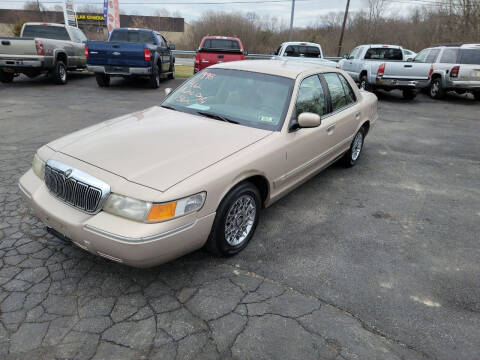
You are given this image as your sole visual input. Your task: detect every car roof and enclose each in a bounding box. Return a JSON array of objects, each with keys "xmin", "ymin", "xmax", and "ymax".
[
  {"xmin": 23, "ymin": 22, "xmax": 66, "ymax": 27},
  {"xmin": 281, "ymin": 41, "xmax": 321, "ymax": 47},
  {"xmin": 202, "ymin": 36, "xmax": 241, "ymax": 41},
  {"xmin": 210, "ymin": 59, "xmax": 337, "ymax": 79}
]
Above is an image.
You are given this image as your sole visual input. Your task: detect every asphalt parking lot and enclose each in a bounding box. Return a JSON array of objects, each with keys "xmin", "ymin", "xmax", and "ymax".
[{"xmin": 0, "ymin": 73, "xmax": 479, "ymax": 360}]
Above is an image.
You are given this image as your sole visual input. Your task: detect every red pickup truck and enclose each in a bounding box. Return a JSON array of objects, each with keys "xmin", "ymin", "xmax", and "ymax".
[{"xmin": 194, "ymin": 36, "xmax": 246, "ymax": 73}]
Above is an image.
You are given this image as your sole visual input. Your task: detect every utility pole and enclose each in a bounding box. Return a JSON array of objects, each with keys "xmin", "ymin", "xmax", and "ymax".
[
  {"xmin": 289, "ymin": 0, "xmax": 295, "ymax": 41},
  {"xmin": 337, "ymin": 0, "xmax": 350, "ymax": 57}
]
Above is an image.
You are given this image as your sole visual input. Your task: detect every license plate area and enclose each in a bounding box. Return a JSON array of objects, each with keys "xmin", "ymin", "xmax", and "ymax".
[{"xmin": 105, "ymin": 65, "xmax": 128, "ymax": 73}]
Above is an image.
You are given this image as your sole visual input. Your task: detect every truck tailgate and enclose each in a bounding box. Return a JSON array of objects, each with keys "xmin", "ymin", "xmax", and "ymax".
[
  {"xmin": 86, "ymin": 41, "xmax": 150, "ymax": 67},
  {"xmin": 383, "ymin": 62, "xmax": 431, "ymax": 80},
  {"xmin": 0, "ymin": 38, "xmax": 37, "ymax": 56},
  {"xmin": 199, "ymin": 50, "xmax": 244, "ymax": 66}
]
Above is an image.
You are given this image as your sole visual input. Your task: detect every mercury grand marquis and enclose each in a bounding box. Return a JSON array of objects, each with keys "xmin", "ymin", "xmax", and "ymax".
[{"xmin": 19, "ymin": 60, "xmax": 378, "ymax": 267}]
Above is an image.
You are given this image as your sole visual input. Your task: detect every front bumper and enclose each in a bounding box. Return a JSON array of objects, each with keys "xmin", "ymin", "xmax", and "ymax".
[
  {"xmin": 87, "ymin": 65, "xmax": 152, "ymax": 76},
  {"xmin": 19, "ymin": 169, "xmax": 215, "ymax": 268},
  {"xmin": 375, "ymin": 77, "xmax": 430, "ymax": 89},
  {"xmin": 445, "ymin": 80, "xmax": 480, "ymax": 91}
]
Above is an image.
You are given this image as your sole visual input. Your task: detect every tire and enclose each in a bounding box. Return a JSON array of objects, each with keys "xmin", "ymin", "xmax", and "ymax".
[
  {"xmin": 473, "ymin": 91, "xmax": 480, "ymax": 101},
  {"xmin": 359, "ymin": 75, "xmax": 372, "ymax": 92},
  {"xmin": 95, "ymin": 73, "xmax": 110, "ymax": 87},
  {"xmin": 167, "ymin": 61, "xmax": 175, "ymax": 80},
  {"xmin": 206, "ymin": 182, "xmax": 261, "ymax": 256},
  {"xmin": 0, "ymin": 70, "xmax": 14, "ymax": 83},
  {"xmin": 429, "ymin": 77, "xmax": 445, "ymax": 99},
  {"xmin": 402, "ymin": 88, "xmax": 417, "ymax": 100},
  {"xmin": 53, "ymin": 61, "xmax": 67, "ymax": 85},
  {"xmin": 343, "ymin": 128, "xmax": 365, "ymax": 167},
  {"xmin": 149, "ymin": 63, "xmax": 160, "ymax": 89}
]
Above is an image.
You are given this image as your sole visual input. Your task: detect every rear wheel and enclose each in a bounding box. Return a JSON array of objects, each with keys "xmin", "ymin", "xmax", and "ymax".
[
  {"xmin": 0, "ymin": 70, "xmax": 14, "ymax": 83},
  {"xmin": 343, "ymin": 128, "xmax": 365, "ymax": 167},
  {"xmin": 149, "ymin": 63, "xmax": 160, "ymax": 89},
  {"xmin": 429, "ymin": 77, "xmax": 445, "ymax": 99},
  {"xmin": 206, "ymin": 182, "xmax": 261, "ymax": 256},
  {"xmin": 167, "ymin": 61, "xmax": 175, "ymax": 80},
  {"xmin": 473, "ymin": 91, "xmax": 480, "ymax": 101},
  {"xmin": 359, "ymin": 75, "xmax": 372, "ymax": 92},
  {"xmin": 95, "ymin": 73, "xmax": 110, "ymax": 87},
  {"xmin": 402, "ymin": 88, "xmax": 417, "ymax": 100},
  {"xmin": 53, "ymin": 61, "xmax": 67, "ymax": 85}
]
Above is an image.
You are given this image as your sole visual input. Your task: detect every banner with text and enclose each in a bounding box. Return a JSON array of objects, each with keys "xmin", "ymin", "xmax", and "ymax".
[
  {"xmin": 104, "ymin": 0, "xmax": 120, "ymax": 35},
  {"xmin": 64, "ymin": 0, "xmax": 77, "ymax": 27}
]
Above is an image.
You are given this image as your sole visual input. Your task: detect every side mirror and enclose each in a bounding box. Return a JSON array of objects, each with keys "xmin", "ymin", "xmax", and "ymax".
[
  {"xmin": 298, "ymin": 112, "xmax": 321, "ymax": 128},
  {"xmin": 164, "ymin": 88, "xmax": 172, "ymax": 96},
  {"xmin": 407, "ymin": 57, "xmax": 413, "ymax": 62},
  {"xmin": 343, "ymin": 54, "xmax": 348, "ymax": 59},
  {"xmin": 169, "ymin": 44, "xmax": 175, "ymax": 50},
  {"xmin": 244, "ymin": 50, "xmax": 248, "ymax": 56}
]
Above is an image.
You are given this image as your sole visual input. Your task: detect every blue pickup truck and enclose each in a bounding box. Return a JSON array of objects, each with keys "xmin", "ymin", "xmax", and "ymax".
[{"xmin": 86, "ymin": 28, "xmax": 175, "ymax": 88}]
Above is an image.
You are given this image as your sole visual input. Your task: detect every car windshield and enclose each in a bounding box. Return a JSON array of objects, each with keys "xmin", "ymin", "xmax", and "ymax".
[
  {"xmin": 161, "ymin": 68, "xmax": 294, "ymax": 131},
  {"xmin": 459, "ymin": 49, "xmax": 480, "ymax": 64},
  {"xmin": 109, "ymin": 30, "xmax": 154, "ymax": 44}
]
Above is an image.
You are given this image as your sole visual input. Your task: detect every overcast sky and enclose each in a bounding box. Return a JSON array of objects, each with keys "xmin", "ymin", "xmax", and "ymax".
[{"xmin": 0, "ymin": 0, "xmax": 409, "ymax": 27}]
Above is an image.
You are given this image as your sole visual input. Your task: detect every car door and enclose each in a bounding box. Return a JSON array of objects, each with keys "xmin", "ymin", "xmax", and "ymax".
[
  {"xmin": 321, "ymin": 72, "xmax": 361, "ymax": 158},
  {"xmin": 342, "ymin": 46, "xmax": 359, "ymax": 78},
  {"xmin": 278, "ymin": 74, "xmax": 337, "ymax": 191},
  {"xmin": 70, "ymin": 28, "xmax": 87, "ymax": 68},
  {"xmin": 155, "ymin": 34, "xmax": 170, "ymax": 72}
]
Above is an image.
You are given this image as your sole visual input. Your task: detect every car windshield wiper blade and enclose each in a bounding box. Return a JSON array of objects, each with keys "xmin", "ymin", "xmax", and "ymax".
[
  {"xmin": 196, "ymin": 111, "xmax": 239, "ymax": 124},
  {"xmin": 161, "ymin": 105, "xmax": 177, "ymax": 111}
]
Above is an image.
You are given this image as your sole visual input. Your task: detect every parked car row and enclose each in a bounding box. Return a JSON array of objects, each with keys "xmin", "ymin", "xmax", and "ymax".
[{"xmin": 338, "ymin": 43, "xmax": 480, "ymax": 100}]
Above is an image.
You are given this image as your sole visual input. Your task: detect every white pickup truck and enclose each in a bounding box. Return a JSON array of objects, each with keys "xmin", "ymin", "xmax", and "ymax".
[
  {"xmin": 272, "ymin": 42, "xmax": 338, "ymax": 68},
  {"xmin": 338, "ymin": 44, "xmax": 432, "ymax": 99}
]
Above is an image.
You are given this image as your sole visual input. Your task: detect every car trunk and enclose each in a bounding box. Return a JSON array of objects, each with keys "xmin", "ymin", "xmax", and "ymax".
[
  {"xmin": 0, "ymin": 38, "xmax": 37, "ymax": 56},
  {"xmin": 457, "ymin": 49, "xmax": 480, "ymax": 81},
  {"xmin": 382, "ymin": 62, "xmax": 432, "ymax": 80},
  {"xmin": 87, "ymin": 41, "xmax": 150, "ymax": 67}
]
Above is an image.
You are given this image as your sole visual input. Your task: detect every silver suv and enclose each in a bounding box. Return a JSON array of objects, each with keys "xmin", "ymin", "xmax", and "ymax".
[{"xmin": 414, "ymin": 44, "xmax": 480, "ymax": 100}]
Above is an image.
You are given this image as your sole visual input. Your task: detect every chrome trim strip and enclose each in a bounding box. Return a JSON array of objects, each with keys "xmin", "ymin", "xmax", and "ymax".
[
  {"xmin": 84, "ymin": 222, "xmax": 195, "ymax": 243},
  {"xmin": 274, "ymin": 136, "xmax": 352, "ymax": 186}
]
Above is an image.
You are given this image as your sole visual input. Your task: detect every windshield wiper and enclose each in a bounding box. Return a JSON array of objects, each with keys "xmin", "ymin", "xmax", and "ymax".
[
  {"xmin": 196, "ymin": 111, "xmax": 239, "ymax": 124},
  {"xmin": 161, "ymin": 105, "xmax": 177, "ymax": 111}
]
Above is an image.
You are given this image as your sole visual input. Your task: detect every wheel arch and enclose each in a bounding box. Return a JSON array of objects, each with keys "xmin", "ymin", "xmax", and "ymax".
[
  {"xmin": 54, "ymin": 50, "xmax": 68, "ymax": 66},
  {"xmin": 219, "ymin": 172, "xmax": 270, "ymax": 209}
]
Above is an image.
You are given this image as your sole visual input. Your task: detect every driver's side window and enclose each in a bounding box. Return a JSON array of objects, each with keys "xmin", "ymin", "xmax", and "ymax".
[
  {"xmin": 295, "ymin": 75, "xmax": 327, "ymax": 119},
  {"xmin": 349, "ymin": 48, "xmax": 358, "ymax": 59}
]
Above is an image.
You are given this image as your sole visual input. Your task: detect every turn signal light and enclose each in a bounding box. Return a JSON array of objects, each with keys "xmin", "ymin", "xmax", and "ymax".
[
  {"xmin": 377, "ymin": 63, "xmax": 385, "ymax": 77},
  {"xmin": 144, "ymin": 48, "xmax": 151, "ymax": 61},
  {"xmin": 85, "ymin": 45, "xmax": 89, "ymax": 58},
  {"xmin": 146, "ymin": 202, "xmax": 177, "ymax": 221},
  {"xmin": 35, "ymin": 40, "xmax": 45, "ymax": 56},
  {"xmin": 450, "ymin": 65, "xmax": 460, "ymax": 78}
]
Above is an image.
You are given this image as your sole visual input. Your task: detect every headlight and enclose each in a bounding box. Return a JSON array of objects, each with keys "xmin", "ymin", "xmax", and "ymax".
[
  {"xmin": 103, "ymin": 192, "xmax": 206, "ymax": 222},
  {"xmin": 32, "ymin": 153, "xmax": 46, "ymax": 179}
]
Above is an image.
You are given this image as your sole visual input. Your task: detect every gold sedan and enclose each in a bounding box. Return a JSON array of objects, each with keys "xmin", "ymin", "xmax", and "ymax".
[{"xmin": 19, "ymin": 60, "xmax": 378, "ymax": 267}]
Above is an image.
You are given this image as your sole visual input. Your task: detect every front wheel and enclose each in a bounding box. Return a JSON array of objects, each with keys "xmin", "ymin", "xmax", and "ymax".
[
  {"xmin": 95, "ymin": 73, "xmax": 110, "ymax": 87},
  {"xmin": 0, "ymin": 70, "xmax": 14, "ymax": 83},
  {"xmin": 429, "ymin": 78, "xmax": 445, "ymax": 99},
  {"xmin": 343, "ymin": 128, "xmax": 365, "ymax": 167},
  {"xmin": 402, "ymin": 88, "xmax": 417, "ymax": 100},
  {"xmin": 53, "ymin": 61, "xmax": 67, "ymax": 85},
  {"xmin": 206, "ymin": 182, "xmax": 261, "ymax": 256}
]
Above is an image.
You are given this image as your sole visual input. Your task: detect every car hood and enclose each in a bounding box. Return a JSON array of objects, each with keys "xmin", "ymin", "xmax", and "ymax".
[{"xmin": 48, "ymin": 106, "xmax": 273, "ymax": 192}]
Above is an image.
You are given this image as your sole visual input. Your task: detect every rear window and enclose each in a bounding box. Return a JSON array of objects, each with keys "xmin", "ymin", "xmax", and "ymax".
[
  {"xmin": 22, "ymin": 25, "xmax": 69, "ymax": 40},
  {"xmin": 284, "ymin": 45, "xmax": 321, "ymax": 58},
  {"xmin": 201, "ymin": 39, "xmax": 241, "ymax": 51},
  {"xmin": 459, "ymin": 49, "xmax": 480, "ymax": 65},
  {"xmin": 109, "ymin": 30, "xmax": 155, "ymax": 44},
  {"xmin": 439, "ymin": 48, "xmax": 459, "ymax": 63},
  {"xmin": 364, "ymin": 48, "xmax": 403, "ymax": 60}
]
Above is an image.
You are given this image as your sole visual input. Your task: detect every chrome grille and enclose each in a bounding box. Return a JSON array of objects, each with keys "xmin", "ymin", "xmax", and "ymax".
[{"xmin": 44, "ymin": 160, "xmax": 110, "ymax": 214}]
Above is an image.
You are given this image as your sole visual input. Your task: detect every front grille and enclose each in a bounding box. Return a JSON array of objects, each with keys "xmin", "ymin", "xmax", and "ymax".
[{"xmin": 44, "ymin": 161, "xmax": 110, "ymax": 214}]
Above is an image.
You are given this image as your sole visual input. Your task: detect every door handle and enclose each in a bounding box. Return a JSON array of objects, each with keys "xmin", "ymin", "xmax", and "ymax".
[
  {"xmin": 327, "ymin": 124, "xmax": 335, "ymax": 132},
  {"xmin": 355, "ymin": 112, "xmax": 361, "ymax": 119},
  {"xmin": 404, "ymin": 64, "xmax": 412, "ymax": 68}
]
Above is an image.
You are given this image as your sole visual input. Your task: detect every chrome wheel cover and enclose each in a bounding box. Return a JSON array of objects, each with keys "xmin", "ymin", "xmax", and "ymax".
[
  {"xmin": 351, "ymin": 132, "xmax": 363, "ymax": 161},
  {"xmin": 360, "ymin": 80, "xmax": 366, "ymax": 90},
  {"xmin": 431, "ymin": 81, "xmax": 439, "ymax": 96},
  {"xmin": 225, "ymin": 195, "xmax": 256, "ymax": 246},
  {"xmin": 59, "ymin": 65, "xmax": 66, "ymax": 82}
]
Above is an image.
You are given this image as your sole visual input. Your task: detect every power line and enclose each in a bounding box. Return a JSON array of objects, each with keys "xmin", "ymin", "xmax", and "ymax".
[{"xmin": 0, "ymin": 0, "xmax": 314, "ymax": 5}]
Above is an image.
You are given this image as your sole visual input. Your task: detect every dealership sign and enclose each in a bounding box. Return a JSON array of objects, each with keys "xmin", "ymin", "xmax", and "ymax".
[
  {"xmin": 76, "ymin": 14, "xmax": 105, "ymax": 21},
  {"xmin": 104, "ymin": 0, "xmax": 120, "ymax": 34},
  {"xmin": 63, "ymin": 0, "xmax": 78, "ymax": 27}
]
